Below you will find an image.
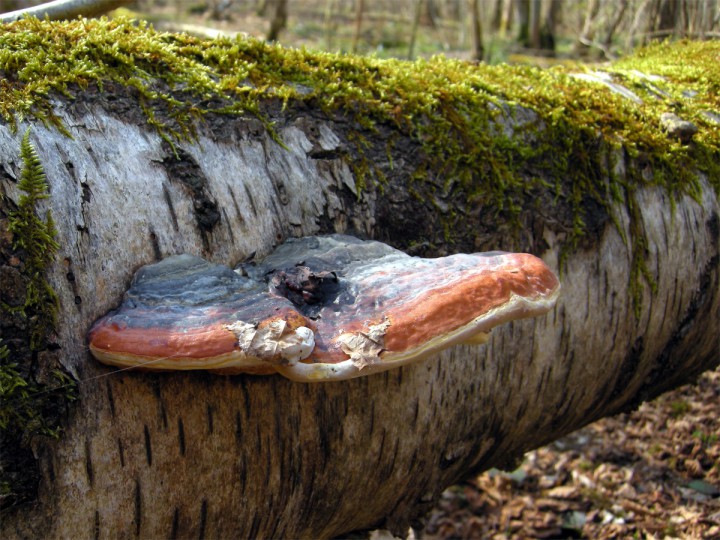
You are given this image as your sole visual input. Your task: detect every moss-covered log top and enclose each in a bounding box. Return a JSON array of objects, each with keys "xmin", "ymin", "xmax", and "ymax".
[{"xmin": 1, "ymin": 17, "xmax": 719, "ymax": 250}]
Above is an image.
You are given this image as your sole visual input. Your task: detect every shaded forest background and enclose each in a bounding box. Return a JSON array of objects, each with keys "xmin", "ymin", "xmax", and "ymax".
[{"xmin": 2, "ymin": 0, "xmax": 719, "ymax": 62}]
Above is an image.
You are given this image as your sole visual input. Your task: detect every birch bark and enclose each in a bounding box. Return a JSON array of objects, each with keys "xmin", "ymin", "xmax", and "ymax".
[{"xmin": 0, "ymin": 88, "xmax": 718, "ymax": 538}]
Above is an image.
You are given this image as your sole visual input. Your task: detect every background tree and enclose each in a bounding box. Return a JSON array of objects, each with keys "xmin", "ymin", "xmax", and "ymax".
[
  {"xmin": 351, "ymin": 0, "xmax": 365, "ymax": 52},
  {"xmin": 266, "ymin": 0, "xmax": 287, "ymax": 40},
  {"xmin": 468, "ymin": 0, "xmax": 483, "ymax": 59},
  {"xmin": 15, "ymin": 0, "xmax": 709, "ymax": 62}
]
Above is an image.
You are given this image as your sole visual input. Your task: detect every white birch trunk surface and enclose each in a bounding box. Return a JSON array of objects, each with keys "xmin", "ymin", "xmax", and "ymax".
[{"xmin": 0, "ymin": 98, "xmax": 718, "ymax": 538}]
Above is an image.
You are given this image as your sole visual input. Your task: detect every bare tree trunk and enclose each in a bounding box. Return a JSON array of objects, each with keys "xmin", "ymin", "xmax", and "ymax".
[
  {"xmin": 256, "ymin": 0, "xmax": 269, "ymax": 16},
  {"xmin": 656, "ymin": 0, "xmax": 679, "ymax": 35},
  {"xmin": 266, "ymin": 0, "xmax": 287, "ymax": 41},
  {"xmin": 627, "ymin": 0, "xmax": 654, "ymax": 48},
  {"xmin": 602, "ymin": 0, "xmax": 628, "ymax": 48},
  {"xmin": 528, "ymin": 0, "xmax": 542, "ymax": 48},
  {"xmin": 446, "ymin": 0, "xmax": 462, "ymax": 20},
  {"xmin": 468, "ymin": 0, "xmax": 484, "ymax": 60},
  {"xmin": 491, "ymin": 0, "xmax": 504, "ymax": 30},
  {"xmin": 575, "ymin": 0, "xmax": 600, "ymax": 56},
  {"xmin": 208, "ymin": 0, "xmax": 235, "ymax": 21},
  {"xmin": 690, "ymin": 0, "xmax": 702, "ymax": 37},
  {"xmin": 408, "ymin": 0, "xmax": 424, "ymax": 59},
  {"xmin": 516, "ymin": 0, "xmax": 530, "ymax": 44},
  {"xmin": 324, "ymin": 0, "xmax": 339, "ymax": 49},
  {"xmin": 421, "ymin": 0, "xmax": 437, "ymax": 27},
  {"xmin": 498, "ymin": 0, "xmax": 514, "ymax": 38},
  {"xmin": 351, "ymin": 0, "xmax": 365, "ymax": 52},
  {"xmin": 682, "ymin": 0, "xmax": 715, "ymax": 38},
  {"xmin": 540, "ymin": 0, "xmax": 561, "ymax": 52}
]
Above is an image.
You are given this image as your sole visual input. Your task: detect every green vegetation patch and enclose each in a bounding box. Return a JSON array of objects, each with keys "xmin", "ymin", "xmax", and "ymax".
[
  {"xmin": 1, "ymin": 18, "xmax": 717, "ymax": 184},
  {"xmin": 1, "ymin": 18, "xmax": 718, "ymax": 313},
  {"xmin": 1, "ymin": 130, "xmax": 77, "ymax": 508},
  {"xmin": 6, "ymin": 130, "xmax": 60, "ymax": 347}
]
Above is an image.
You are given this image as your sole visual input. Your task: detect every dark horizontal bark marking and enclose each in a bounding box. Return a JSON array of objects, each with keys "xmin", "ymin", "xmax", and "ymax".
[
  {"xmin": 134, "ymin": 478, "xmax": 142, "ymax": 537},
  {"xmin": 198, "ymin": 499, "xmax": 207, "ymax": 540},
  {"xmin": 63, "ymin": 160, "xmax": 76, "ymax": 180},
  {"xmin": 227, "ymin": 186, "xmax": 244, "ymax": 224},
  {"xmin": 149, "ymin": 229, "xmax": 162, "ymax": 261},
  {"xmin": 170, "ymin": 507, "xmax": 179, "ymax": 540},
  {"xmin": 411, "ymin": 398, "xmax": 419, "ymax": 429},
  {"xmin": 144, "ymin": 424, "xmax": 152, "ymax": 467},
  {"xmin": 162, "ymin": 184, "xmax": 179, "ymax": 231},
  {"xmin": 221, "ymin": 208, "xmax": 234, "ymax": 243},
  {"xmin": 94, "ymin": 510, "xmax": 100, "ymax": 540},
  {"xmin": 161, "ymin": 144, "xmax": 220, "ymax": 233},
  {"xmin": 368, "ymin": 400, "xmax": 375, "ymax": 436},
  {"xmin": 234, "ymin": 411, "xmax": 242, "ymax": 446},
  {"xmin": 85, "ymin": 439, "xmax": 93, "ymax": 486},
  {"xmin": 380, "ymin": 438, "xmax": 400, "ymax": 478},
  {"xmin": 47, "ymin": 456, "xmax": 55, "ymax": 483},
  {"xmin": 240, "ymin": 382, "xmax": 251, "ymax": 413},
  {"xmin": 243, "ymin": 182, "xmax": 257, "ymax": 217},
  {"xmin": 117, "ymin": 438, "xmax": 125, "ymax": 468},
  {"xmin": 106, "ymin": 380, "xmax": 115, "ymax": 418},
  {"xmin": 272, "ymin": 177, "xmax": 289, "ymax": 205},
  {"xmin": 376, "ymin": 429, "xmax": 386, "ymax": 466},
  {"xmin": 308, "ymin": 148, "xmax": 343, "ymax": 160},
  {"xmin": 248, "ymin": 511, "xmax": 261, "ymax": 539},
  {"xmin": 255, "ymin": 423, "xmax": 262, "ymax": 454},
  {"xmin": 206, "ymin": 405, "xmax": 214, "ymax": 434},
  {"xmin": 238, "ymin": 455, "xmax": 247, "ymax": 491},
  {"xmin": 160, "ymin": 402, "xmax": 168, "ymax": 430},
  {"xmin": 63, "ymin": 257, "xmax": 83, "ymax": 311},
  {"xmin": 178, "ymin": 417, "xmax": 186, "ymax": 457}
]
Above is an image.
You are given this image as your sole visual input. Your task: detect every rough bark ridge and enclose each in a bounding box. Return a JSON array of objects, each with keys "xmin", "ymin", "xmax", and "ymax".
[{"xmin": 0, "ymin": 85, "xmax": 718, "ymax": 537}]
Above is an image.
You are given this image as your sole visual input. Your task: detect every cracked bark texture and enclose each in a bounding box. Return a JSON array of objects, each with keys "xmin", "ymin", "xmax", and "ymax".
[{"xmin": 0, "ymin": 90, "xmax": 718, "ymax": 538}]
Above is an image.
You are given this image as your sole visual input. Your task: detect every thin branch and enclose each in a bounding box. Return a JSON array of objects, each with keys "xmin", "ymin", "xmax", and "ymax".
[
  {"xmin": 577, "ymin": 35, "xmax": 618, "ymax": 61},
  {"xmin": 0, "ymin": 0, "xmax": 131, "ymax": 23}
]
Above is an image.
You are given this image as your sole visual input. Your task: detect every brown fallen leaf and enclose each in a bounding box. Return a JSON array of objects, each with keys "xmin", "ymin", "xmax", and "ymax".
[
  {"xmin": 545, "ymin": 485, "xmax": 579, "ymax": 499},
  {"xmin": 420, "ymin": 367, "xmax": 720, "ymax": 540}
]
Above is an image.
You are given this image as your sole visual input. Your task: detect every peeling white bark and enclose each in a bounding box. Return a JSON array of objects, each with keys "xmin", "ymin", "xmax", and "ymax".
[{"xmin": 0, "ymin": 98, "xmax": 717, "ymax": 538}]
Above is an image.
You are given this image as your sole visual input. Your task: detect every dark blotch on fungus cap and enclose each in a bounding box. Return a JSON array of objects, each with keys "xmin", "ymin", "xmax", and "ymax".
[{"xmin": 88, "ymin": 235, "xmax": 560, "ymax": 382}]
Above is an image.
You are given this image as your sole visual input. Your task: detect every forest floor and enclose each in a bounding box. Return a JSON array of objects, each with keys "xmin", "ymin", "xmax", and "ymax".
[{"xmin": 420, "ymin": 366, "xmax": 720, "ymax": 539}]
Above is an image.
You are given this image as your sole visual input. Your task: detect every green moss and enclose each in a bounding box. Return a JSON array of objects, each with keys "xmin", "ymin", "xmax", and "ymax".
[
  {"xmin": 6, "ymin": 129, "xmax": 60, "ymax": 347},
  {"xmin": 1, "ymin": 130, "xmax": 77, "ymax": 509},
  {"xmin": 669, "ymin": 399, "xmax": 690, "ymax": 418},
  {"xmin": 0, "ymin": 339, "xmax": 75, "ymax": 440},
  {"xmin": 1, "ymin": 19, "xmax": 718, "ymax": 316}
]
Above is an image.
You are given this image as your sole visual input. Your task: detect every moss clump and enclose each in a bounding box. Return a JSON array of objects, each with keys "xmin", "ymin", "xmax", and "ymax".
[
  {"xmin": 0, "ymin": 334, "xmax": 76, "ymax": 507},
  {"xmin": 0, "ymin": 19, "xmax": 718, "ymax": 314},
  {"xmin": 0, "ymin": 337, "xmax": 75, "ymax": 441},
  {"xmin": 1, "ymin": 130, "xmax": 77, "ymax": 509},
  {"xmin": 1, "ymin": 19, "xmax": 717, "ymax": 186},
  {"xmin": 6, "ymin": 129, "xmax": 60, "ymax": 347}
]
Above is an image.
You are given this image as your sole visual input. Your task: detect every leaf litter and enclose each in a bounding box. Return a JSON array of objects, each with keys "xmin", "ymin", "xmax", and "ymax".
[{"xmin": 421, "ymin": 366, "xmax": 719, "ymax": 539}]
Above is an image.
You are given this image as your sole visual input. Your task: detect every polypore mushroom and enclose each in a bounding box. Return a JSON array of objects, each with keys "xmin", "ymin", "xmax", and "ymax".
[{"xmin": 88, "ymin": 235, "xmax": 560, "ymax": 382}]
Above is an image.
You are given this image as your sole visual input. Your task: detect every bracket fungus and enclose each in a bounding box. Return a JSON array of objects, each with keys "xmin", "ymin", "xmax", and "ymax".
[{"xmin": 88, "ymin": 235, "xmax": 560, "ymax": 381}]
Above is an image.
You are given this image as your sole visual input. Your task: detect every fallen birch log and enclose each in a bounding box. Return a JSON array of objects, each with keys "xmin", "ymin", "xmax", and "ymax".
[{"xmin": 0, "ymin": 19, "xmax": 718, "ymax": 538}]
